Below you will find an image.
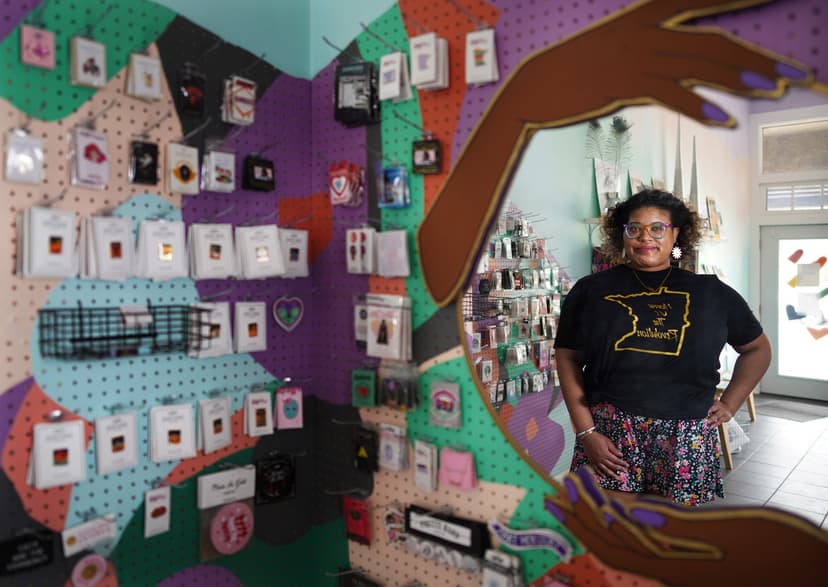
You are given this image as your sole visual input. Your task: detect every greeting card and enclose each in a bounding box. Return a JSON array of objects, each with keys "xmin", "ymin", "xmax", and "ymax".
[{"xmin": 275, "ymin": 387, "xmax": 303, "ymax": 430}]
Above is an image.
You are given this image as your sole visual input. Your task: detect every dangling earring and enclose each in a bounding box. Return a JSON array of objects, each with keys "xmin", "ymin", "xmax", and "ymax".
[{"xmin": 671, "ymin": 246, "xmax": 683, "ymax": 260}]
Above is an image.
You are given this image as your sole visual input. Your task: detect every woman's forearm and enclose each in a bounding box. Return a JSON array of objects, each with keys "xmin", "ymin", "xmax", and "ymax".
[
  {"xmin": 556, "ymin": 348, "xmax": 594, "ymax": 433},
  {"xmin": 719, "ymin": 333, "xmax": 772, "ymax": 413}
]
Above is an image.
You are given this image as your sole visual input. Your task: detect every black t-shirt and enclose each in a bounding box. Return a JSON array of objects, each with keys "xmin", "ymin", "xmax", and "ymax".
[{"xmin": 554, "ymin": 265, "xmax": 763, "ymax": 419}]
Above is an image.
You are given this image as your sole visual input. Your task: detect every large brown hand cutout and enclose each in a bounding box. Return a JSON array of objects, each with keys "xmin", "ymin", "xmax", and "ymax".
[
  {"xmin": 544, "ymin": 468, "xmax": 828, "ymax": 586},
  {"xmin": 416, "ymin": 0, "xmax": 816, "ymax": 306}
]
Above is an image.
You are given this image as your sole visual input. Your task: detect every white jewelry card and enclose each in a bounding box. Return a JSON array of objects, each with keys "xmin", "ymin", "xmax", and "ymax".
[
  {"xmin": 376, "ymin": 230, "xmax": 410, "ymax": 277},
  {"xmin": 378, "ymin": 51, "xmax": 402, "ymax": 101},
  {"xmin": 70, "ymin": 36, "xmax": 106, "ymax": 88},
  {"xmin": 136, "ymin": 220, "xmax": 188, "ymax": 281},
  {"xmin": 62, "ymin": 515, "xmax": 117, "ymax": 557},
  {"xmin": 465, "ymin": 28, "xmax": 499, "ymax": 85},
  {"xmin": 244, "ymin": 391, "xmax": 273, "ymax": 437},
  {"xmin": 94, "ymin": 412, "xmax": 138, "ymax": 475},
  {"xmin": 21, "ymin": 207, "xmax": 78, "ymax": 278},
  {"xmin": 5, "ymin": 130, "xmax": 44, "ymax": 184},
  {"xmin": 149, "ymin": 404, "xmax": 196, "ymax": 463},
  {"xmin": 429, "ymin": 381, "xmax": 461, "ymax": 429},
  {"xmin": 345, "ymin": 227, "xmax": 376, "ymax": 274},
  {"xmin": 201, "ymin": 150, "xmax": 236, "ymax": 193},
  {"xmin": 31, "ymin": 420, "xmax": 86, "ymax": 489},
  {"xmin": 378, "ymin": 423, "xmax": 407, "ymax": 471},
  {"xmin": 189, "ymin": 302, "xmax": 233, "ymax": 359},
  {"xmin": 235, "ymin": 225, "xmax": 285, "ymax": 279},
  {"xmin": 221, "ymin": 76, "xmax": 257, "ymax": 126},
  {"xmin": 274, "ymin": 387, "xmax": 303, "ymax": 430},
  {"xmin": 127, "ymin": 53, "xmax": 162, "ymax": 100},
  {"xmin": 409, "ymin": 32, "xmax": 437, "ymax": 87},
  {"xmin": 279, "ymin": 228, "xmax": 309, "ymax": 278},
  {"xmin": 71, "ymin": 127, "xmax": 109, "ymax": 189},
  {"xmin": 84, "ymin": 216, "xmax": 135, "ymax": 281},
  {"xmin": 414, "ymin": 439, "xmax": 438, "ymax": 492},
  {"xmin": 234, "ymin": 302, "xmax": 266, "ymax": 353},
  {"xmin": 167, "ymin": 143, "xmax": 200, "ymax": 194},
  {"xmin": 144, "ymin": 485, "xmax": 171, "ymax": 538},
  {"xmin": 198, "ymin": 396, "xmax": 232, "ymax": 454},
  {"xmin": 188, "ymin": 223, "xmax": 237, "ymax": 280}
]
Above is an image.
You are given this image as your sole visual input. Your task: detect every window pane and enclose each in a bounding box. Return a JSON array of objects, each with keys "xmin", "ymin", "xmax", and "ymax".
[
  {"xmin": 766, "ymin": 183, "xmax": 827, "ymax": 211},
  {"xmin": 793, "ymin": 184, "xmax": 824, "ymax": 210},
  {"xmin": 762, "ymin": 120, "xmax": 828, "ymax": 174},
  {"xmin": 766, "ymin": 185, "xmax": 792, "ymax": 210}
]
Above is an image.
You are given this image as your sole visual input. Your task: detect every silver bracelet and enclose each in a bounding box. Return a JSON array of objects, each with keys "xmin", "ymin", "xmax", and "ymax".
[{"xmin": 575, "ymin": 425, "xmax": 596, "ymax": 440}]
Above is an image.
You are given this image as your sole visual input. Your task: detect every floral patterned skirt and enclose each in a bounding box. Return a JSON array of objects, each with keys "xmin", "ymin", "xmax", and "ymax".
[{"xmin": 570, "ymin": 402, "xmax": 724, "ymax": 506}]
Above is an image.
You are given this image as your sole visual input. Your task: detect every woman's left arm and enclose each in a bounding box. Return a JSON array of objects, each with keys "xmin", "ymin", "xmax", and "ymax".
[{"xmin": 707, "ymin": 333, "xmax": 772, "ymax": 426}]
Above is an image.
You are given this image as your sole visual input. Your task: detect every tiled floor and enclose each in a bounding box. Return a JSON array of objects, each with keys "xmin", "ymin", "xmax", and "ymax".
[{"xmin": 710, "ymin": 394, "xmax": 828, "ymax": 529}]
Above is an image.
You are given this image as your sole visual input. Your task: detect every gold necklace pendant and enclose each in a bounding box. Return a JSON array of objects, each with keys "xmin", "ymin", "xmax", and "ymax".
[{"xmin": 632, "ymin": 266, "xmax": 672, "ymax": 293}]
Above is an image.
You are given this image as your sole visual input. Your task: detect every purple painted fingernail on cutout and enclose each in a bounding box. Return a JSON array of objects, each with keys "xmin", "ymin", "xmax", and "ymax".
[
  {"xmin": 564, "ymin": 478, "xmax": 579, "ymax": 503},
  {"xmin": 577, "ymin": 467, "xmax": 605, "ymax": 506},
  {"xmin": 776, "ymin": 62, "xmax": 808, "ymax": 80},
  {"xmin": 630, "ymin": 508, "xmax": 667, "ymax": 528},
  {"xmin": 741, "ymin": 71, "xmax": 776, "ymax": 91},
  {"xmin": 546, "ymin": 502, "xmax": 567, "ymax": 523},
  {"xmin": 702, "ymin": 102, "xmax": 729, "ymax": 123},
  {"xmin": 603, "ymin": 512, "xmax": 615, "ymax": 524}
]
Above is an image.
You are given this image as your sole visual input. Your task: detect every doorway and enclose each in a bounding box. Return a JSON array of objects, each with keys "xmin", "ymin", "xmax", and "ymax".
[{"xmin": 759, "ymin": 225, "xmax": 828, "ymax": 401}]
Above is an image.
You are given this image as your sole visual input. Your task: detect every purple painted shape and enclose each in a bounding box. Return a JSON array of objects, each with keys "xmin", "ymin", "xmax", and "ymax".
[
  {"xmin": 0, "ymin": 377, "xmax": 33, "ymax": 455},
  {"xmin": 453, "ymin": 0, "xmax": 827, "ymax": 158},
  {"xmin": 157, "ymin": 565, "xmax": 242, "ymax": 587},
  {"xmin": 183, "ymin": 74, "xmax": 319, "ymax": 384},
  {"xmin": 0, "ymin": 0, "xmax": 44, "ymax": 41},
  {"xmin": 504, "ymin": 389, "xmax": 565, "ymax": 473},
  {"xmin": 307, "ymin": 58, "xmax": 371, "ymax": 406}
]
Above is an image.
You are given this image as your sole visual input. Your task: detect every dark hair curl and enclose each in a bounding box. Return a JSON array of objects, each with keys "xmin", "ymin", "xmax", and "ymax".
[{"xmin": 600, "ymin": 189, "xmax": 701, "ymax": 264}]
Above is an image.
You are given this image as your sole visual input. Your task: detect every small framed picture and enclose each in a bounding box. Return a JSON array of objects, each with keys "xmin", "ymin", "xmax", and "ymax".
[
  {"xmin": 480, "ymin": 359, "xmax": 493, "ymax": 383},
  {"xmin": 412, "ymin": 139, "xmax": 442, "ymax": 175}
]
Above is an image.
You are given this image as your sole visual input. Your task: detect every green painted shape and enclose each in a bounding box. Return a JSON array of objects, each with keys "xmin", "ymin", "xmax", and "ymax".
[
  {"xmin": 409, "ymin": 359, "xmax": 584, "ymax": 580},
  {"xmin": 1, "ymin": 0, "xmax": 176, "ymax": 120},
  {"xmin": 109, "ymin": 448, "xmax": 349, "ymax": 586},
  {"xmin": 355, "ymin": 5, "xmax": 438, "ymax": 329}
]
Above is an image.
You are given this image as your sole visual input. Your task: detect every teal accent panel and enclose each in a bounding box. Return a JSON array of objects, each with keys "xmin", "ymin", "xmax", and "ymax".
[
  {"xmin": 110, "ymin": 448, "xmax": 350, "ymax": 586},
  {"xmin": 409, "ymin": 358, "xmax": 584, "ymax": 580},
  {"xmin": 0, "ymin": 0, "xmax": 176, "ymax": 119},
  {"xmin": 31, "ymin": 194, "xmax": 273, "ymax": 554},
  {"xmin": 152, "ymin": 0, "xmax": 309, "ymax": 78},
  {"xmin": 355, "ymin": 5, "xmax": 439, "ymax": 329}
]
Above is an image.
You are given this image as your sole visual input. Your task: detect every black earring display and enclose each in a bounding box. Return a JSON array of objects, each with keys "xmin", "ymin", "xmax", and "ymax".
[
  {"xmin": 411, "ymin": 138, "xmax": 442, "ymax": 175},
  {"xmin": 177, "ymin": 62, "xmax": 206, "ymax": 117},
  {"xmin": 128, "ymin": 141, "xmax": 159, "ymax": 185},
  {"xmin": 242, "ymin": 155, "xmax": 275, "ymax": 191},
  {"xmin": 255, "ymin": 453, "xmax": 296, "ymax": 504},
  {"xmin": 334, "ymin": 61, "xmax": 380, "ymax": 127}
]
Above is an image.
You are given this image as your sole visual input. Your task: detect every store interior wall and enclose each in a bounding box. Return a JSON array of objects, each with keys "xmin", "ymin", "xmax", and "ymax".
[{"xmin": 2, "ymin": 0, "xmax": 827, "ymax": 586}]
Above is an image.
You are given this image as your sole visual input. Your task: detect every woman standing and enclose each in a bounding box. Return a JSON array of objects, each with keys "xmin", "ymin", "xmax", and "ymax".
[{"xmin": 554, "ymin": 189, "xmax": 771, "ymax": 505}]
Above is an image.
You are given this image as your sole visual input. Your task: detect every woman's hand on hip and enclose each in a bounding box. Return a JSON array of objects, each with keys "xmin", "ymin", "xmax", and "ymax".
[
  {"xmin": 707, "ymin": 399, "xmax": 734, "ymax": 427},
  {"xmin": 582, "ymin": 433, "xmax": 629, "ymax": 481}
]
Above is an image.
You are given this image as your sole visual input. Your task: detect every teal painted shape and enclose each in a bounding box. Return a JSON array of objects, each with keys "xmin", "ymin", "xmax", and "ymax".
[
  {"xmin": 409, "ymin": 358, "xmax": 584, "ymax": 579},
  {"xmin": 355, "ymin": 5, "xmax": 438, "ymax": 328},
  {"xmin": 31, "ymin": 194, "xmax": 273, "ymax": 554},
  {"xmin": 0, "ymin": 0, "xmax": 176, "ymax": 119},
  {"xmin": 109, "ymin": 449, "xmax": 349, "ymax": 587}
]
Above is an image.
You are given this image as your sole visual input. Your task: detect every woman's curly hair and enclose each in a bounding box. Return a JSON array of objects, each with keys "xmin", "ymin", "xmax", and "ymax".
[{"xmin": 600, "ymin": 189, "xmax": 702, "ymax": 264}]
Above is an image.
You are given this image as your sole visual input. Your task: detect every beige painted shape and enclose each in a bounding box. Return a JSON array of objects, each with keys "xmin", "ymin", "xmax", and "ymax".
[
  {"xmin": 0, "ymin": 43, "xmax": 182, "ymax": 391},
  {"xmin": 352, "ymin": 407, "xmax": 527, "ymax": 586}
]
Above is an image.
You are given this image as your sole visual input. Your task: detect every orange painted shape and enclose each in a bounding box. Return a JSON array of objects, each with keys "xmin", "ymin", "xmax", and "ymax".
[
  {"xmin": 807, "ymin": 327, "xmax": 828, "ymax": 340},
  {"xmin": 499, "ymin": 401, "xmax": 514, "ymax": 424},
  {"xmin": 164, "ymin": 408, "xmax": 257, "ymax": 486},
  {"xmin": 368, "ymin": 275, "xmax": 407, "ymax": 295},
  {"xmin": 277, "ymin": 192, "xmax": 333, "ymax": 264},
  {"xmin": 1, "ymin": 382, "xmax": 93, "ymax": 532},
  {"xmin": 526, "ymin": 416, "xmax": 539, "ymax": 442},
  {"xmin": 399, "ymin": 0, "xmax": 501, "ymax": 212}
]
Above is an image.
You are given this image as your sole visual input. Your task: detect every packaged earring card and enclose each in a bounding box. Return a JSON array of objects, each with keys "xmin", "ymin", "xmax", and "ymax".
[
  {"xmin": 465, "ymin": 28, "xmax": 500, "ymax": 85},
  {"xmin": 177, "ymin": 63, "xmax": 206, "ymax": 117},
  {"xmin": 80, "ymin": 215, "xmax": 135, "ymax": 281},
  {"xmin": 365, "ymin": 294, "xmax": 412, "ymax": 361},
  {"xmin": 129, "ymin": 140, "xmax": 159, "ymax": 185},
  {"xmin": 378, "ymin": 51, "xmax": 412, "ymax": 102},
  {"xmin": 167, "ymin": 143, "xmax": 200, "ymax": 194},
  {"xmin": 201, "ymin": 150, "xmax": 236, "ymax": 193},
  {"xmin": 17, "ymin": 207, "xmax": 78, "ymax": 278},
  {"xmin": 379, "ymin": 165, "xmax": 410, "ymax": 209},
  {"xmin": 234, "ymin": 302, "xmax": 267, "ymax": 353},
  {"xmin": 275, "ymin": 387, "xmax": 303, "ymax": 430},
  {"xmin": 188, "ymin": 223, "xmax": 237, "ymax": 280},
  {"xmin": 127, "ymin": 53, "xmax": 162, "ymax": 100},
  {"xmin": 221, "ymin": 76, "xmax": 257, "ymax": 126},
  {"xmin": 20, "ymin": 24, "xmax": 55, "ymax": 69},
  {"xmin": 30, "ymin": 420, "xmax": 86, "ymax": 489},
  {"xmin": 94, "ymin": 412, "xmax": 138, "ymax": 475},
  {"xmin": 242, "ymin": 155, "xmax": 275, "ymax": 191},
  {"xmin": 5, "ymin": 130, "xmax": 45, "ymax": 184},
  {"xmin": 71, "ymin": 126, "xmax": 109, "ymax": 190},
  {"xmin": 135, "ymin": 219, "xmax": 188, "ymax": 281},
  {"xmin": 376, "ymin": 229, "xmax": 410, "ymax": 277},
  {"xmin": 70, "ymin": 36, "xmax": 106, "ymax": 88},
  {"xmin": 334, "ymin": 62, "xmax": 380, "ymax": 127},
  {"xmin": 189, "ymin": 302, "xmax": 233, "ymax": 359},
  {"xmin": 409, "ymin": 32, "xmax": 449, "ymax": 91},
  {"xmin": 278, "ymin": 228, "xmax": 309, "ymax": 278},
  {"xmin": 197, "ymin": 396, "xmax": 232, "ymax": 454},
  {"xmin": 235, "ymin": 225, "xmax": 285, "ymax": 279},
  {"xmin": 149, "ymin": 403, "xmax": 196, "ymax": 462},
  {"xmin": 328, "ymin": 161, "xmax": 364, "ymax": 207},
  {"xmin": 244, "ymin": 390, "xmax": 273, "ymax": 437}
]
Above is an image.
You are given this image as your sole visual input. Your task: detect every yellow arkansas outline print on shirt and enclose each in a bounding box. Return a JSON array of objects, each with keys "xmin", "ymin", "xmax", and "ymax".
[{"xmin": 604, "ymin": 287, "xmax": 691, "ymax": 356}]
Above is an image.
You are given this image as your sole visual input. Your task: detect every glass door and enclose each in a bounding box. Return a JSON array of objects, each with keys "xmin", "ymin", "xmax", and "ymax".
[{"xmin": 759, "ymin": 225, "xmax": 828, "ymax": 401}]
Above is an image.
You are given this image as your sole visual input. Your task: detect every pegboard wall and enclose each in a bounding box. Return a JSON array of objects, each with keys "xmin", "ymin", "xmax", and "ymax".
[{"xmin": 2, "ymin": 0, "xmax": 826, "ymax": 586}]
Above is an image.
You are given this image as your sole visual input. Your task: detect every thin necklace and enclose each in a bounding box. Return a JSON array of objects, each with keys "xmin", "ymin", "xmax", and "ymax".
[{"xmin": 632, "ymin": 266, "xmax": 672, "ymax": 293}]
